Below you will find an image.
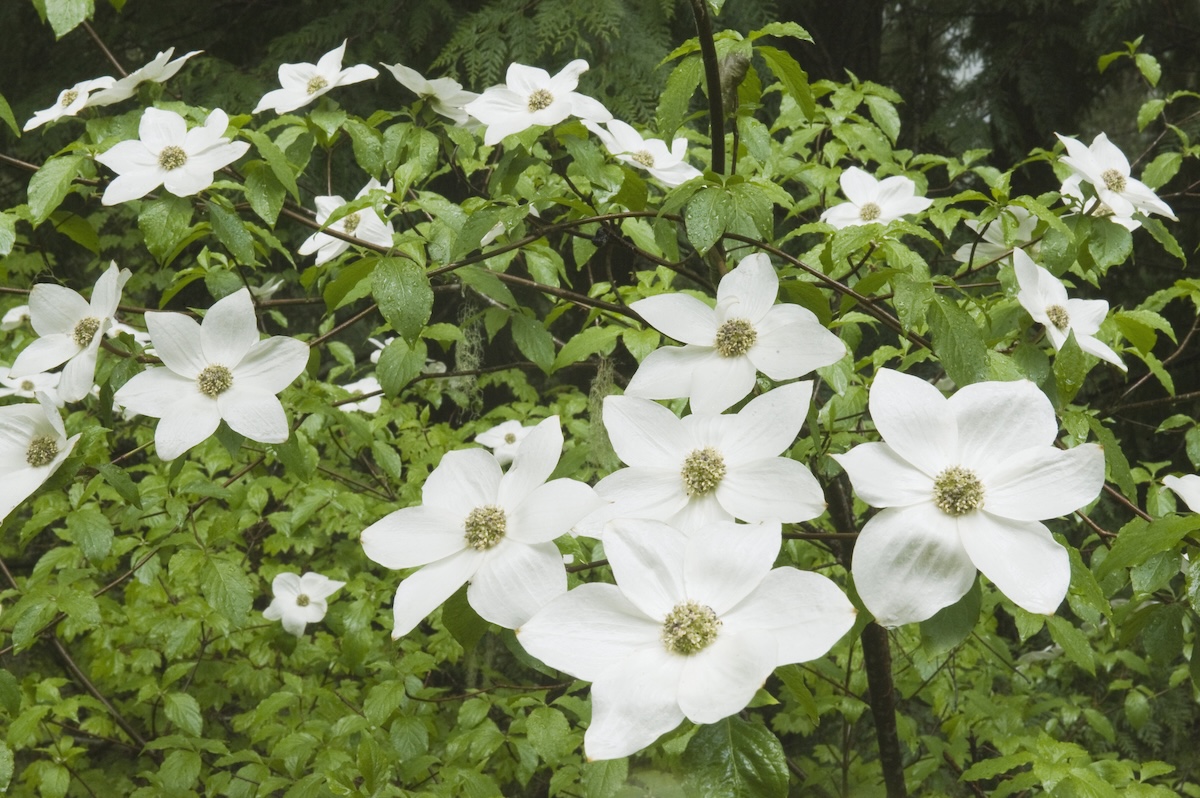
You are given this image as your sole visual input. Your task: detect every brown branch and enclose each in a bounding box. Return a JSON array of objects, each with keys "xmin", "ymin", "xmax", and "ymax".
[{"xmin": 50, "ymin": 637, "xmax": 150, "ymax": 751}]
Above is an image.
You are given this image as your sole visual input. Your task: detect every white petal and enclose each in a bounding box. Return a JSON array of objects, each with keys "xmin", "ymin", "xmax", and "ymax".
[
  {"xmin": 984, "ymin": 443, "xmax": 1104, "ymax": 520},
  {"xmin": 686, "ymin": 351, "xmax": 758, "ymax": 415},
  {"xmin": 869, "ymin": 368, "xmax": 956, "ymax": 477},
  {"xmin": 716, "ymin": 253, "xmax": 778, "ymax": 324},
  {"xmin": 361, "ymin": 505, "xmax": 467, "ymax": 569},
  {"xmin": 605, "ymin": 520, "xmax": 689, "ymax": 619},
  {"xmin": 271, "ymin": 572, "xmax": 302, "ymax": 600},
  {"xmin": 624, "ymin": 345, "xmax": 716, "ymax": 404},
  {"xmin": 629, "ymin": 294, "xmax": 716, "ymax": 346},
  {"xmin": 9, "ymin": 336, "xmax": 79, "ymax": 377},
  {"xmin": 57, "ymin": 342, "xmax": 100, "ymax": 403},
  {"xmin": 684, "ymin": 522, "xmax": 780, "ymax": 614},
  {"xmin": 89, "ymin": 263, "xmax": 130, "ymax": 318},
  {"xmin": 1164, "ymin": 475, "xmax": 1200, "ymax": 513},
  {"xmin": 234, "ymin": 337, "xmax": 309, "ymax": 394},
  {"xmin": 585, "ymin": 647, "xmax": 685, "ymax": 760},
  {"xmin": 593, "ymin": 467, "xmax": 690, "ymax": 524},
  {"xmin": 497, "ymin": 416, "xmax": 563, "ymax": 509},
  {"xmin": 217, "ymin": 389, "xmax": 290, "ymax": 443},
  {"xmin": 507, "ymin": 479, "xmax": 604, "ymax": 543},
  {"xmin": 423, "ymin": 449, "xmax": 503, "ymax": 512},
  {"xmin": 469, "ymin": 540, "xmax": 567, "ymax": 628},
  {"xmin": 139, "ymin": 107, "xmax": 187, "ymax": 151},
  {"xmin": 101, "ymin": 168, "xmax": 166, "ymax": 205},
  {"xmin": 722, "ymin": 568, "xmax": 856, "ymax": 663},
  {"xmin": 154, "ymin": 393, "xmax": 223, "ymax": 460},
  {"xmin": 112, "ymin": 367, "xmax": 194, "ymax": 417},
  {"xmin": 749, "ymin": 305, "xmax": 846, "ymax": 379},
  {"xmin": 145, "ymin": 311, "xmax": 206, "ymax": 377},
  {"xmin": 299, "ymin": 572, "xmax": 346, "ymax": 601},
  {"xmin": 951, "ymin": 380, "xmax": 1057, "ymax": 471},
  {"xmin": 838, "ymin": 167, "xmax": 879, "ymax": 204},
  {"xmin": 29, "ymin": 283, "xmax": 89, "ymax": 336},
  {"xmin": 959, "ymin": 514, "xmax": 1069, "ymax": 615},
  {"xmin": 832, "ymin": 442, "xmax": 932, "ymax": 508},
  {"xmin": 851, "ymin": 503, "xmax": 977, "ymax": 627},
  {"xmin": 390, "ymin": 550, "xmax": 482, "ymax": 638},
  {"xmin": 716, "ymin": 458, "xmax": 826, "ymax": 523},
  {"xmin": 602, "ymin": 395, "xmax": 690, "ymax": 468},
  {"xmin": 677, "ymin": 630, "xmax": 777, "ymax": 723},
  {"xmin": 201, "ymin": 288, "xmax": 258, "ymax": 366},
  {"xmin": 719, "ymin": 381, "xmax": 810, "ymax": 463}
]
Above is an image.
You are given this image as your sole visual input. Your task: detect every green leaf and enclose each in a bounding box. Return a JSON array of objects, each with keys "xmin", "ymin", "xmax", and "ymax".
[
  {"xmin": 377, "ymin": 337, "xmax": 427, "ymax": 396},
  {"xmin": 510, "ymin": 312, "xmax": 555, "ymax": 373},
  {"xmin": 1142, "ymin": 602, "xmax": 1184, "ymax": 664},
  {"xmin": 685, "ymin": 187, "xmax": 733, "ymax": 255},
  {"xmin": 1140, "ymin": 216, "xmax": 1186, "ymax": 263},
  {"xmin": 749, "ymin": 21, "xmax": 812, "ymax": 42},
  {"xmin": 373, "ymin": 258, "xmax": 433, "ymax": 342},
  {"xmin": 0, "ymin": 211, "xmax": 17, "ymax": 256},
  {"xmin": 164, "ymin": 692, "xmax": 203, "ymax": 736},
  {"xmin": 0, "ymin": 669, "xmax": 19, "ymax": 716},
  {"xmin": 1085, "ymin": 220, "xmax": 1132, "ymax": 270},
  {"xmin": 207, "ymin": 200, "xmax": 256, "ymax": 264},
  {"xmin": 552, "ymin": 326, "xmax": 621, "ymax": 372},
  {"xmin": 48, "ymin": 210, "xmax": 99, "ymax": 254},
  {"xmin": 0, "ymin": 741, "xmax": 12, "ymax": 792},
  {"xmin": 581, "ymin": 759, "xmax": 628, "ymax": 798},
  {"xmin": 656, "ymin": 56, "xmax": 703, "ymax": 138},
  {"xmin": 1052, "ymin": 332, "xmax": 1089, "ymax": 405},
  {"xmin": 864, "ymin": 95, "xmax": 901, "ymax": 143},
  {"xmin": 45, "ymin": 0, "xmax": 94, "ymax": 37},
  {"xmin": 27, "ymin": 155, "xmax": 83, "ymax": 226},
  {"xmin": 243, "ymin": 161, "xmax": 285, "ymax": 225},
  {"xmin": 962, "ymin": 752, "xmax": 1035, "ymax": 780},
  {"xmin": 919, "ymin": 578, "xmax": 980, "ymax": 654},
  {"xmin": 344, "ymin": 119, "xmax": 385, "ymax": 176},
  {"xmin": 201, "ymin": 556, "xmax": 253, "ymax": 620},
  {"xmin": 756, "ymin": 45, "xmax": 815, "ymax": 119},
  {"xmin": 927, "ymin": 296, "xmax": 989, "ymax": 387},
  {"xmin": 526, "ymin": 707, "xmax": 572, "ymax": 764},
  {"xmin": 139, "ymin": 195, "xmax": 195, "ymax": 264},
  {"xmin": 1047, "ymin": 615, "xmax": 1095, "ymax": 675},
  {"xmin": 1135, "ymin": 52, "xmax": 1162, "ymax": 86},
  {"xmin": 242, "ymin": 129, "xmax": 301, "ymax": 201},
  {"xmin": 0, "ymin": 92, "xmax": 19, "ymax": 136},
  {"xmin": 1141, "ymin": 152, "xmax": 1182, "ymax": 190},
  {"xmin": 1086, "ymin": 417, "xmax": 1135, "ymax": 500},
  {"xmin": 683, "ymin": 717, "xmax": 788, "ymax": 798},
  {"xmin": 159, "ymin": 750, "xmax": 202, "ymax": 793},
  {"xmin": 65, "ymin": 506, "xmax": 114, "ymax": 561},
  {"xmin": 1137, "ymin": 98, "xmax": 1166, "ymax": 131},
  {"xmin": 1095, "ymin": 515, "xmax": 1200, "ymax": 582}
]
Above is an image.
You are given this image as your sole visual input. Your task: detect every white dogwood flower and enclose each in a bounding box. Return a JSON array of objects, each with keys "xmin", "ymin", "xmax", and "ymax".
[
  {"xmin": 253, "ymin": 40, "xmax": 379, "ymax": 114},
  {"xmin": 263, "ymin": 571, "xmax": 346, "ymax": 637},
  {"xmin": 360, "ymin": 416, "xmax": 604, "ymax": 638},
  {"xmin": 9, "ymin": 262, "xmax": 131, "ymax": 403},
  {"xmin": 584, "ymin": 119, "xmax": 701, "ymax": 187},
  {"xmin": 474, "ymin": 419, "xmax": 533, "ymax": 466},
  {"xmin": 23, "ymin": 77, "xmax": 115, "ymax": 131},
  {"xmin": 384, "ymin": 63, "xmax": 478, "ymax": 125},
  {"xmin": 1056, "ymin": 132, "xmax": 1176, "ymax": 222},
  {"xmin": 464, "ymin": 60, "xmax": 612, "ymax": 146},
  {"xmin": 95, "ymin": 107, "xmax": 250, "ymax": 205},
  {"xmin": 832, "ymin": 369, "xmax": 1105, "ymax": 627},
  {"xmin": 1164, "ymin": 475, "xmax": 1200, "ymax": 513},
  {"xmin": 0, "ymin": 396, "xmax": 79, "ymax": 523},
  {"xmin": 339, "ymin": 375, "xmax": 382, "ymax": 413},
  {"xmin": 1013, "ymin": 249, "xmax": 1125, "ymax": 371},
  {"xmin": 1, "ymin": 305, "xmax": 30, "ymax": 330},
  {"xmin": 820, "ymin": 166, "xmax": 932, "ymax": 229},
  {"xmin": 953, "ymin": 206, "xmax": 1039, "ymax": 266},
  {"xmin": 0, "ymin": 372, "xmax": 60, "ymax": 403},
  {"xmin": 298, "ymin": 178, "xmax": 395, "ymax": 264},
  {"xmin": 88, "ymin": 48, "xmax": 203, "ymax": 107},
  {"xmin": 590, "ymin": 383, "xmax": 826, "ymax": 533},
  {"xmin": 113, "ymin": 288, "xmax": 309, "ymax": 460},
  {"xmin": 626, "ymin": 253, "xmax": 845, "ymax": 414},
  {"xmin": 517, "ymin": 519, "xmax": 856, "ymax": 760}
]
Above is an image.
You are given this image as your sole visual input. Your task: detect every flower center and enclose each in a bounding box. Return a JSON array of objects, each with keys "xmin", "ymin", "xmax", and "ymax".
[
  {"xmin": 464, "ymin": 505, "xmax": 507, "ymax": 551},
  {"xmin": 631, "ymin": 150, "xmax": 655, "ymax": 168},
  {"xmin": 859, "ymin": 202, "xmax": 882, "ymax": 222},
  {"xmin": 342, "ymin": 213, "xmax": 361, "ymax": 235},
  {"xmin": 681, "ymin": 447, "xmax": 726, "ymax": 497},
  {"xmin": 504, "ymin": 432, "xmax": 517, "ymax": 444},
  {"xmin": 73, "ymin": 316, "xmax": 101, "ymax": 347},
  {"xmin": 295, "ymin": 594, "xmax": 311, "ymax": 607},
  {"xmin": 662, "ymin": 600, "xmax": 721, "ymax": 655},
  {"xmin": 527, "ymin": 88, "xmax": 554, "ymax": 112},
  {"xmin": 26, "ymin": 435, "xmax": 59, "ymax": 468},
  {"xmin": 20, "ymin": 380, "xmax": 34, "ymax": 391},
  {"xmin": 158, "ymin": 145, "xmax": 188, "ymax": 171},
  {"xmin": 714, "ymin": 318, "xmax": 757, "ymax": 358},
  {"xmin": 1045, "ymin": 304, "xmax": 1070, "ymax": 330},
  {"xmin": 306, "ymin": 75, "xmax": 329, "ymax": 95},
  {"xmin": 1101, "ymin": 168, "xmax": 1126, "ymax": 193},
  {"xmin": 197, "ymin": 365, "xmax": 233, "ymax": 397},
  {"xmin": 933, "ymin": 465, "xmax": 985, "ymax": 516},
  {"xmin": 60, "ymin": 90, "xmax": 79, "ymax": 107}
]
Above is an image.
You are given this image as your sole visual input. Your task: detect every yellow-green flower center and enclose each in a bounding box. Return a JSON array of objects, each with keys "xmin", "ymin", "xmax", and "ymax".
[
  {"xmin": 60, "ymin": 90, "xmax": 79, "ymax": 107},
  {"xmin": 1045, "ymin": 304, "xmax": 1070, "ymax": 331},
  {"xmin": 1101, "ymin": 168, "xmax": 1126, "ymax": 193},
  {"xmin": 158, "ymin": 145, "xmax": 188, "ymax": 171},
  {"xmin": 73, "ymin": 316, "xmax": 101, "ymax": 347},
  {"xmin": 527, "ymin": 88, "xmax": 554, "ymax": 112},
  {"xmin": 20, "ymin": 380, "xmax": 35, "ymax": 391},
  {"xmin": 306, "ymin": 75, "xmax": 329, "ymax": 95},
  {"xmin": 504, "ymin": 432, "xmax": 517, "ymax": 444},
  {"xmin": 342, "ymin": 213, "xmax": 361, "ymax": 235},
  {"xmin": 933, "ymin": 465, "xmax": 985, "ymax": 516},
  {"xmin": 464, "ymin": 505, "xmax": 507, "ymax": 551},
  {"xmin": 681, "ymin": 446, "xmax": 726, "ymax": 497},
  {"xmin": 631, "ymin": 150, "xmax": 655, "ymax": 168},
  {"xmin": 197, "ymin": 365, "xmax": 234, "ymax": 397},
  {"xmin": 26, "ymin": 435, "xmax": 59, "ymax": 468},
  {"xmin": 859, "ymin": 202, "xmax": 882, "ymax": 222},
  {"xmin": 714, "ymin": 318, "xmax": 757, "ymax": 358},
  {"xmin": 295, "ymin": 594, "xmax": 311, "ymax": 607},
  {"xmin": 662, "ymin": 600, "xmax": 721, "ymax": 655}
]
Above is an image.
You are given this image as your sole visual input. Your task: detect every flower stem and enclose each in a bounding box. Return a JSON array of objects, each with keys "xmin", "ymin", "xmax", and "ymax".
[
  {"xmin": 860, "ymin": 623, "xmax": 908, "ymax": 798},
  {"xmin": 687, "ymin": 0, "xmax": 725, "ymax": 175}
]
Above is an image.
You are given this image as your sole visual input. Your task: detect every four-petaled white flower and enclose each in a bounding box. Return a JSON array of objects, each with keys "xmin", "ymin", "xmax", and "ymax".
[
  {"xmin": 113, "ymin": 287, "xmax": 309, "ymax": 461},
  {"xmin": 95, "ymin": 107, "xmax": 250, "ymax": 205},
  {"xmin": 464, "ymin": 60, "xmax": 612, "ymax": 146},
  {"xmin": 9, "ymin": 262, "xmax": 131, "ymax": 403},
  {"xmin": 0, "ymin": 396, "xmax": 80, "ymax": 523},
  {"xmin": 820, "ymin": 166, "xmax": 933, "ymax": 229},
  {"xmin": 298, "ymin": 178, "xmax": 395, "ymax": 265},
  {"xmin": 339, "ymin": 375, "xmax": 382, "ymax": 413},
  {"xmin": 1013, "ymin": 249, "xmax": 1125, "ymax": 371},
  {"xmin": 0, "ymin": 372, "xmax": 61, "ymax": 403},
  {"xmin": 384, "ymin": 63, "xmax": 479, "ymax": 126},
  {"xmin": 589, "ymin": 383, "xmax": 826, "ymax": 533},
  {"xmin": 1056, "ymin": 132, "xmax": 1177, "ymax": 222},
  {"xmin": 474, "ymin": 419, "xmax": 533, "ymax": 466},
  {"xmin": 88, "ymin": 48, "xmax": 203, "ymax": 107},
  {"xmin": 584, "ymin": 119, "xmax": 701, "ymax": 187},
  {"xmin": 953, "ymin": 206, "xmax": 1039, "ymax": 266},
  {"xmin": 23, "ymin": 77, "xmax": 116, "ymax": 131},
  {"xmin": 253, "ymin": 40, "xmax": 379, "ymax": 115},
  {"xmin": 1164, "ymin": 475, "xmax": 1200, "ymax": 513},
  {"xmin": 360, "ymin": 416, "xmax": 604, "ymax": 638},
  {"xmin": 626, "ymin": 253, "xmax": 845, "ymax": 414},
  {"xmin": 263, "ymin": 571, "xmax": 346, "ymax": 637},
  {"xmin": 832, "ymin": 369, "xmax": 1105, "ymax": 627},
  {"xmin": 517, "ymin": 519, "xmax": 856, "ymax": 761}
]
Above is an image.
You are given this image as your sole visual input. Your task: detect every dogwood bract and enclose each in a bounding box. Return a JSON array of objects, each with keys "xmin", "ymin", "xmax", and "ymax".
[
  {"xmin": 832, "ymin": 369, "xmax": 1105, "ymax": 627},
  {"xmin": 953, "ymin": 206, "xmax": 1038, "ymax": 266},
  {"xmin": 1056, "ymin": 132, "xmax": 1177, "ymax": 222},
  {"xmin": 384, "ymin": 63, "xmax": 478, "ymax": 126},
  {"xmin": 820, "ymin": 166, "xmax": 932, "ymax": 229},
  {"xmin": 88, "ymin": 48, "xmax": 203, "ymax": 107},
  {"xmin": 517, "ymin": 519, "xmax": 856, "ymax": 760},
  {"xmin": 298, "ymin": 178, "xmax": 395, "ymax": 264},
  {"xmin": 1164, "ymin": 475, "xmax": 1200, "ymax": 513},
  {"xmin": 263, "ymin": 572, "xmax": 346, "ymax": 637},
  {"xmin": 590, "ymin": 382, "xmax": 825, "ymax": 532},
  {"xmin": 584, "ymin": 119, "xmax": 701, "ymax": 187},
  {"xmin": 464, "ymin": 60, "xmax": 612, "ymax": 146},
  {"xmin": 360, "ymin": 416, "xmax": 604, "ymax": 638},
  {"xmin": 1013, "ymin": 249, "xmax": 1125, "ymax": 371},
  {"xmin": 23, "ymin": 77, "xmax": 115, "ymax": 131},
  {"xmin": 0, "ymin": 396, "xmax": 80, "ymax": 523},
  {"xmin": 95, "ymin": 107, "xmax": 250, "ymax": 205},
  {"xmin": 253, "ymin": 40, "xmax": 378, "ymax": 114},
  {"xmin": 338, "ymin": 375, "xmax": 382, "ymax": 414},
  {"xmin": 0, "ymin": 372, "xmax": 60, "ymax": 403},
  {"xmin": 113, "ymin": 288, "xmax": 309, "ymax": 461},
  {"xmin": 625, "ymin": 252, "xmax": 845, "ymax": 414},
  {"xmin": 9, "ymin": 262, "xmax": 131, "ymax": 403},
  {"xmin": 474, "ymin": 419, "xmax": 533, "ymax": 466}
]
